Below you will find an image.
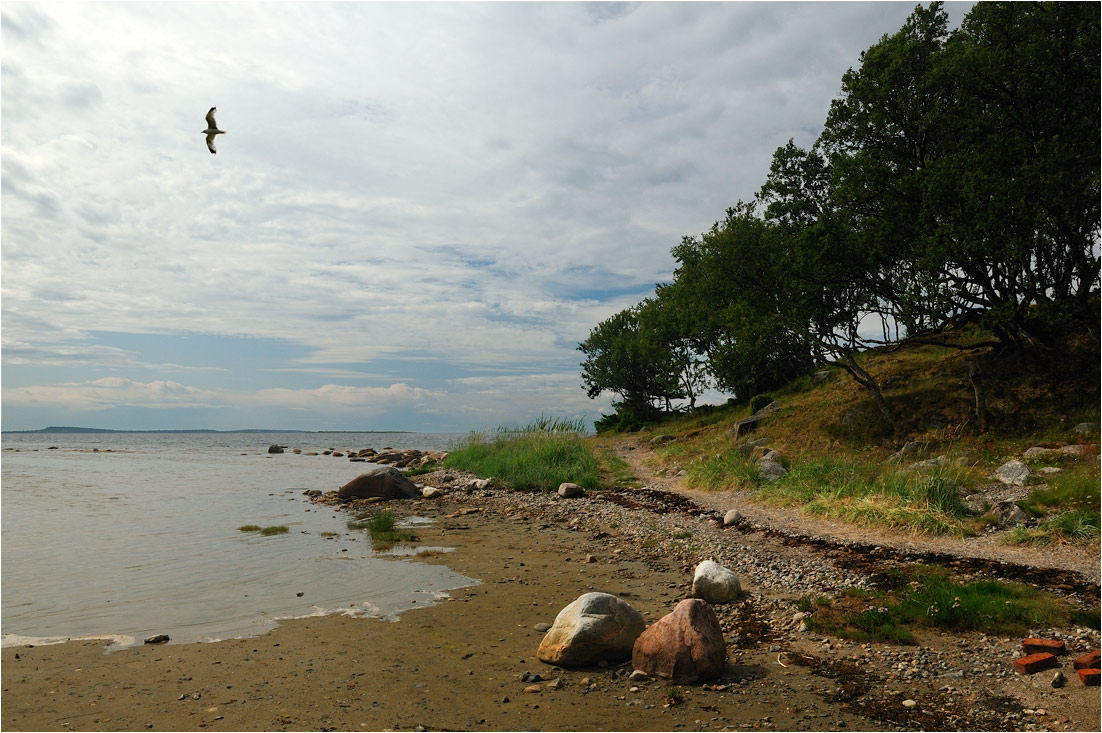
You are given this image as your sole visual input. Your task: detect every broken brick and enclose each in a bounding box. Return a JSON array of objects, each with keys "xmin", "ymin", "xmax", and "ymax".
[
  {"xmin": 1013, "ymin": 652, "xmax": 1058, "ymax": 674},
  {"xmin": 1073, "ymin": 649, "xmax": 1101, "ymax": 670},
  {"xmin": 1076, "ymin": 668, "xmax": 1100, "ymax": 686},
  {"xmin": 1022, "ymin": 638, "xmax": 1066, "ymax": 655}
]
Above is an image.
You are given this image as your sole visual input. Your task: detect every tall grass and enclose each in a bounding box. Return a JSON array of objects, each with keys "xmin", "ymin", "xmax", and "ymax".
[
  {"xmin": 1005, "ymin": 471, "xmax": 1102, "ymax": 545},
  {"xmin": 444, "ymin": 417, "xmax": 601, "ymax": 490},
  {"xmin": 689, "ymin": 452, "xmax": 973, "ymax": 535}
]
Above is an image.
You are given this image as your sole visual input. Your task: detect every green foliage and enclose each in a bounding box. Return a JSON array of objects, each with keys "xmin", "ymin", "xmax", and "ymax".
[
  {"xmin": 348, "ymin": 511, "xmax": 418, "ymax": 549},
  {"xmin": 812, "ymin": 565, "xmax": 1076, "ymax": 643},
  {"xmin": 237, "ymin": 524, "xmax": 262, "ymax": 532},
  {"xmin": 1005, "ymin": 471, "xmax": 1102, "ymax": 545},
  {"xmin": 259, "ymin": 525, "xmax": 289, "ymax": 536},
  {"xmin": 749, "ymin": 393, "xmax": 775, "ymax": 414},
  {"xmin": 577, "ymin": 1, "xmax": 1100, "ymax": 419},
  {"xmin": 444, "ymin": 421, "xmax": 601, "ymax": 491}
]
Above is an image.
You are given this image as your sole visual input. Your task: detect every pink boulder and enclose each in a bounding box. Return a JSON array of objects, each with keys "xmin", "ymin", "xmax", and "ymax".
[{"xmin": 631, "ymin": 599, "xmax": 727, "ymax": 683}]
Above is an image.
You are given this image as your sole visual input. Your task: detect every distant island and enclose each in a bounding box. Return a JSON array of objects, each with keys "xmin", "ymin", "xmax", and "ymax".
[{"xmin": 3, "ymin": 427, "xmax": 413, "ymax": 434}]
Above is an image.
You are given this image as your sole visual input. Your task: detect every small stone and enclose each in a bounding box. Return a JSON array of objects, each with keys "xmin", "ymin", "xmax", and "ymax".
[
  {"xmin": 523, "ymin": 684, "xmax": 541, "ymax": 694},
  {"xmin": 534, "ymin": 622, "xmax": 552, "ymax": 632},
  {"xmin": 1051, "ymin": 670, "xmax": 1066, "ymax": 688},
  {"xmin": 723, "ymin": 509, "xmax": 742, "ymax": 526},
  {"xmin": 902, "ymin": 699, "xmax": 917, "ymax": 708},
  {"xmin": 144, "ymin": 634, "xmax": 170, "ymax": 645}
]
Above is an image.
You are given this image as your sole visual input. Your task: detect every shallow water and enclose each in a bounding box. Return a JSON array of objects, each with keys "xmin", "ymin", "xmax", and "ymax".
[{"xmin": 1, "ymin": 431, "xmax": 476, "ymax": 649}]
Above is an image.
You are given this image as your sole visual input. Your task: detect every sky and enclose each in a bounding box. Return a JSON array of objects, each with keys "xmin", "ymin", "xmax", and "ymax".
[{"xmin": 1, "ymin": 1, "xmax": 973, "ymax": 433}]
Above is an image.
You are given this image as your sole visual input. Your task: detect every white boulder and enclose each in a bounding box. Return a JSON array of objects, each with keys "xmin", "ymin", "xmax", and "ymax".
[
  {"xmin": 692, "ymin": 560, "xmax": 741, "ymax": 604},
  {"xmin": 536, "ymin": 592, "xmax": 645, "ymax": 667}
]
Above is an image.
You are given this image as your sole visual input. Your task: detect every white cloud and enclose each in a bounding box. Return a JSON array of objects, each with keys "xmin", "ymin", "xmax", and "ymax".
[{"xmin": 1, "ymin": 1, "xmax": 975, "ymax": 430}]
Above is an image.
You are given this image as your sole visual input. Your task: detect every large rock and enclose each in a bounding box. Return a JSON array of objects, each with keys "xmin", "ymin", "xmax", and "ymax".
[
  {"xmin": 992, "ymin": 459, "xmax": 1031, "ymax": 486},
  {"xmin": 537, "ymin": 592, "xmax": 645, "ymax": 667},
  {"xmin": 557, "ymin": 482, "xmax": 585, "ymax": 498},
  {"xmin": 267, "ymin": 444, "xmax": 284, "ymax": 454},
  {"xmin": 631, "ymin": 599, "xmax": 727, "ymax": 683},
  {"xmin": 338, "ymin": 464, "xmax": 421, "ymax": 500},
  {"xmin": 692, "ymin": 560, "xmax": 741, "ymax": 604},
  {"xmin": 757, "ymin": 458, "xmax": 787, "ymax": 483}
]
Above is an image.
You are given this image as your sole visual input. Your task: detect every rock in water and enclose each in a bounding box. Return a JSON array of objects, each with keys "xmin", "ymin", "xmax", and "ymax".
[
  {"xmin": 631, "ymin": 599, "xmax": 726, "ymax": 683},
  {"xmin": 692, "ymin": 560, "xmax": 741, "ymax": 604},
  {"xmin": 267, "ymin": 444, "xmax": 284, "ymax": 454},
  {"xmin": 338, "ymin": 464, "xmax": 422, "ymax": 500},
  {"xmin": 537, "ymin": 592, "xmax": 645, "ymax": 667}
]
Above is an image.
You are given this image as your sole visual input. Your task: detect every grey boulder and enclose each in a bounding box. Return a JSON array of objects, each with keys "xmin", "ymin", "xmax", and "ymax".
[{"xmin": 338, "ymin": 464, "xmax": 421, "ymax": 500}]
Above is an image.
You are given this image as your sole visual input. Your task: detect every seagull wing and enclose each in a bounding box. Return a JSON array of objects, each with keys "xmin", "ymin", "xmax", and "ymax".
[
  {"xmin": 206, "ymin": 133, "xmax": 217, "ymax": 154},
  {"xmin": 205, "ymin": 107, "xmax": 218, "ymax": 129}
]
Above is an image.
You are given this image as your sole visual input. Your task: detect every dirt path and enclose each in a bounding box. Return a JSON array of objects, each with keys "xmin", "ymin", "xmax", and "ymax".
[{"xmin": 603, "ymin": 435, "xmax": 1101, "ymax": 586}]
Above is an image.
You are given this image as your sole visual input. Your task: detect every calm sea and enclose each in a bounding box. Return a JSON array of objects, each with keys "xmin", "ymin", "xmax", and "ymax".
[{"xmin": 1, "ymin": 431, "xmax": 476, "ymax": 650}]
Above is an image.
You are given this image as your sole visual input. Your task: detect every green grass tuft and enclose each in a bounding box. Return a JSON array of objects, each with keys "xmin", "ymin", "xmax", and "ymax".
[
  {"xmin": 444, "ymin": 418, "xmax": 601, "ymax": 491},
  {"xmin": 808, "ymin": 565, "xmax": 1076, "ymax": 643},
  {"xmin": 238, "ymin": 525, "xmax": 262, "ymax": 532},
  {"xmin": 259, "ymin": 525, "xmax": 289, "ymax": 536},
  {"xmin": 348, "ymin": 511, "xmax": 417, "ymax": 550}
]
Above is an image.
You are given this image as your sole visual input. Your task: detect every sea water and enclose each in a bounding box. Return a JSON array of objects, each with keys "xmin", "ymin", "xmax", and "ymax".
[{"xmin": 0, "ymin": 431, "xmax": 476, "ymax": 649}]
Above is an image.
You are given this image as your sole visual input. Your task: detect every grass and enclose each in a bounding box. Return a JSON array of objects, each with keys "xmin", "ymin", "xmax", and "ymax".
[
  {"xmin": 807, "ymin": 565, "xmax": 1078, "ymax": 644},
  {"xmin": 238, "ymin": 524, "xmax": 288, "ymax": 535},
  {"xmin": 444, "ymin": 417, "xmax": 601, "ymax": 491},
  {"xmin": 348, "ymin": 511, "xmax": 418, "ymax": 550},
  {"xmin": 686, "ymin": 451, "xmax": 975, "ymax": 535},
  {"xmin": 1004, "ymin": 470, "xmax": 1101, "ymax": 545}
]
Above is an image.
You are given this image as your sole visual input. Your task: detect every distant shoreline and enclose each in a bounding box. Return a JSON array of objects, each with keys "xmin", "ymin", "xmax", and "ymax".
[{"xmin": 2, "ymin": 427, "xmax": 416, "ymax": 435}]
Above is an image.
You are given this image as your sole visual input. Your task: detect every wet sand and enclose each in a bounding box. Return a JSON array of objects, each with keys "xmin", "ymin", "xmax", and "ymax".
[{"xmin": 3, "ymin": 476, "xmax": 1099, "ymax": 732}]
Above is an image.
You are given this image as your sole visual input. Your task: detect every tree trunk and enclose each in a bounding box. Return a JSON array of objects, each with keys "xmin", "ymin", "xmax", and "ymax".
[{"xmin": 967, "ymin": 359, "xmax": 989, "ymax": 432}]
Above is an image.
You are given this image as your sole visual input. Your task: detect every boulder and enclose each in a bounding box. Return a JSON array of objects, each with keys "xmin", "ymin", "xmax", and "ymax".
[
  {"xmin": 757, "ymin": 458, "xmax": 787, "ymax": 483},
  {"xmin": 992, "ymin": 459, "xmax": 1031, "ymax": 486},
  {"xmin": 907, "ymin": 455, "xmax": 949, "ymax": 471},
  {"xmin": 1022, "ymin": 446, "xmax": 1059, "ymax": 459},
  {"xmin": 631, "ymin": 599, "xmax": 727, "ymax": 684},
  {"xmin": 267, "ymin": 444, "xmax": 284, "ymax": 454},
  {"xmin": 692, "ymin": 560, "xmax": 741, "ymax": 604},
  {"xmin": 558, "ymin": 482, "xmax": 585, "ymax": 498},
  {"xmin": 649, "ymin": 434, "xmax": 676, "ymax": 446},
  {"xmin": 1072, "ymin": 422, "xmax": 1100, "ymax": 437},
  {"xmin": 421, "ymin": 487, "xmax": 444, "ymax": 499},
  {"xmin": 537, "ymin": 592, "xmax": 645, "ymax": 667},
  {"xmin": 730, "ymin": 414, "xmax": 763, "ymax": 440},
  {"xmin": 992, "ymin": 500, "xmax": 1028, "ymax": 526},
  {"xmin": 338, "ymin": 464, "xmax": 421, "ymax": 500},
  {"xmin": 1059, "ymin": 444, "xmax": 1085, "ymax": 457}
]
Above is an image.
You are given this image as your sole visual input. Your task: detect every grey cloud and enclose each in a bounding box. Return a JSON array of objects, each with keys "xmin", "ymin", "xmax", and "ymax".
[{"xmin": 60, "ymin": 81, "xmax": 103, "ymax": 110}]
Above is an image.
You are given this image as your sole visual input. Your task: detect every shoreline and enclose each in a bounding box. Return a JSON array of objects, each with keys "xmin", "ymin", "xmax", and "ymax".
[{"xmin": 4, "ymin": 466, "xmax": 1100, "ymax": 731}]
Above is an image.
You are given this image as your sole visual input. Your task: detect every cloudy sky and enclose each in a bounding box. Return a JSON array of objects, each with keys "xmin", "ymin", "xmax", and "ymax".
[{"xmin": 1, "ymin": 1, "xmax": 972, "ymax": 432}]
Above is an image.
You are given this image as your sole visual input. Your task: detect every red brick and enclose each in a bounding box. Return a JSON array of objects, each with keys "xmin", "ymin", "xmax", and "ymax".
[
  {"xmin": 1022, "ymin": 638, "xmax": 1066, "ymax": 655},
  {"xmin": 1076, "ymin": 668, "xmax": 1100, "ymax": 686},
  {"xmin": 1073, "ymin": 649, "xmax": 1101, "ymax": 670},
  {"xmin": 1013, "ymin": 652, "xmax": 1058, "ymax": 674}
]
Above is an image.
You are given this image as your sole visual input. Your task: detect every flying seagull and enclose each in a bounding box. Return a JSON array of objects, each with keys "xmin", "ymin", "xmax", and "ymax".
[{"xmin": 203, "ymin": 107, "xmax": 225, "ymax": 154}]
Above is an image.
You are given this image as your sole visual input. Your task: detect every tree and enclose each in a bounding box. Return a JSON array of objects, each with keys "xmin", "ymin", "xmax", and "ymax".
[{"xmin": 578, "ymin": 305, "xmax": 682, "ymax": 418}]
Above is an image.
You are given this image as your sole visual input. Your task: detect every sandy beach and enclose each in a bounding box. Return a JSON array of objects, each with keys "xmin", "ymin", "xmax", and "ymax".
[{"xmin": 3, "ymin": 445, "xmax": 1100, "ymax": 732}]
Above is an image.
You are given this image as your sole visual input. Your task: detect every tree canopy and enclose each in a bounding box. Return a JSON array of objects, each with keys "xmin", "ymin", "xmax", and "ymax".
[{"xmin": 579, "ymin": 1, "xmax": 1100, "ymax": 431}]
